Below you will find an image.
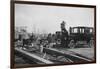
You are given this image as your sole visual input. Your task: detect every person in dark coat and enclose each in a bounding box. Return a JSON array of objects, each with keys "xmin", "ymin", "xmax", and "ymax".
[
  {"xmin": 60, "ymin": 21, "xmax": 69, "ymax": 48},
  {"xmin": 47, "ymin": 33, "xmax": 52, "ymax": 43}
]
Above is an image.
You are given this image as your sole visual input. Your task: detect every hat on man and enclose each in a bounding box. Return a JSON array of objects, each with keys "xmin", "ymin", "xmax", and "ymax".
[{"xmin": 61, "ymin": 21, "xmax": 66, "ymax": 25}]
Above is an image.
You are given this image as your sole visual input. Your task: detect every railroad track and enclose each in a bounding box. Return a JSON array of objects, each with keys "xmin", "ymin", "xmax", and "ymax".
[
  {"xmin": 15, "ymin": 47, "xmax": 92, "ymax": 64},
  {"xmin": 43, "ymin": 48, "xmax": 92, "ymax": 63},
  {"xmin": 15, "ymin": 48, "xmax": 54, "ymax": 64}
]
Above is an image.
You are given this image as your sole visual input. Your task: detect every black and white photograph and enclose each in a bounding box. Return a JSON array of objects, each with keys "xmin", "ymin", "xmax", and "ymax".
[{"xmin": 11, "ymin": 1, "xmax": 96, "ymax": 68}]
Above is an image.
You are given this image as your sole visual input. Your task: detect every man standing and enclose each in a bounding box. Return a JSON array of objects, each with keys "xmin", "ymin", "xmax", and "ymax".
[{"xmin": 60, "ymin": 21, "xmax": 69, "ymax": 48}]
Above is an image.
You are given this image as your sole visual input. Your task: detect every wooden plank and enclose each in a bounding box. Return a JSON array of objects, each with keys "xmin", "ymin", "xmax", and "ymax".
[{"xmin": 15, "ymin": 48, "xmax": 54, "ymax": 64}]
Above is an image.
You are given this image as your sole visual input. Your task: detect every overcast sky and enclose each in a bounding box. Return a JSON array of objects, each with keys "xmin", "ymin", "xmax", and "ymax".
[{"xmin": 15, "ymin": 4, "xmax": 94, "ymax": 33}]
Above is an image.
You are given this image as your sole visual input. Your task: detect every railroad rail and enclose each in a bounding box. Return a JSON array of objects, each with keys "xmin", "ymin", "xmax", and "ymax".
[
  {"xmin": 15, "ymin": 48, "xmax": 54, "ymax": 64},
  {"xmin": 15, "ymin": 47, "xmax": 92, "ymax": 64},
  {"xmin": 43, "ymin": 48, "xmax": 92, "ymax": 62}
]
